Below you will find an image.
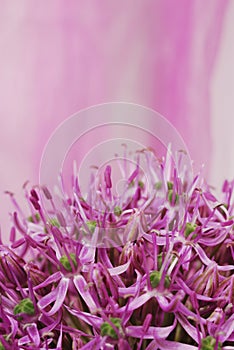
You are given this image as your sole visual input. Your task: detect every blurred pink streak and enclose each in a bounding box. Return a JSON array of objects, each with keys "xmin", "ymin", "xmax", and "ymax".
[{"xmin": 0, "ymin": 1, "xmax": 229, "ymax": 236}]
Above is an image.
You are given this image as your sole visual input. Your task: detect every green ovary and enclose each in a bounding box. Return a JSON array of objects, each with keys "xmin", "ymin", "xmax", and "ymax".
[{"xmin": 14, "ymin": 298, "xmax": 35, "ymax": 316}]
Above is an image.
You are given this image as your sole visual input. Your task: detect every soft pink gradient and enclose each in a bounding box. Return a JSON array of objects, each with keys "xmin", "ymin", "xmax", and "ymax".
[{"xmin": 0, "ymin": 1, "xmax": 232, "ymax": 235}]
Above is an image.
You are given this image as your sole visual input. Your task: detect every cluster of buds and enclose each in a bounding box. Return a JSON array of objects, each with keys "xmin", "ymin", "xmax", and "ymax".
[{"xmin": 0, "ymin": 149, "xmax": 233, "ymax": 349}]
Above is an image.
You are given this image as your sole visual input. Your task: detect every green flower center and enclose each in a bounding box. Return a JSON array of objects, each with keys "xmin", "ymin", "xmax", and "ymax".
[
  {"xmin": 28, "ymin": 213, "xmax": 40, "ymax": 223},
  {"xmin": 13, "ymin": 298, "xmax": 35, "ymax": 316},
  {"xmin": 167, "ymin": 181, "xmax": 173, "ymax": 190},
  {"xmin": 60, "ymin": 253, "xmax": 77, "ymax": 272},
  {"xmin": 48, "ymin": 217, "xmax": 60, "ymax": 227},
  {"xmin": 150, "ymin": 270, "xmax": 171, "ymax": 288},
  {"xmin": 86, "ymin": 220, "xmax": 97, "ymax": 233},
  {"xmin": 138, "ymin": 180, "xmax": 144, "ymax": 189},
  {"xmin": 185, "ymin": 222, "xmax": 197, "ymax": 238},
  {"xmin": 155, "ymin": 181, "xmax": 162, "ymax": 190},
  {"xmin": 101, "ymin": 317, "xmax": 122, "ymax": 339},
  {"xmin": 201, "ymin": 336, "xmax": 222, "ymax": 350},
  {"xmin": 168, "ymin": 190, "xmax": 179, "ymax": 205},
  {"xmin": 114, "ymin": 206, "xmax": 122, "ymax": 217}
]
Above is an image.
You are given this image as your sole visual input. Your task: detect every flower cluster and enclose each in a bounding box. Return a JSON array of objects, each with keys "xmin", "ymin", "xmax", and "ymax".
[{"xmin": 0, "ymin": 149, "xmax": 233, "ymax": 349}]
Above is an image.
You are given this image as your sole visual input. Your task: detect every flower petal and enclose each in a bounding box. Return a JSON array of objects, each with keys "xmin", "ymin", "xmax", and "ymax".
[
  {"xmin": 34, "ymin": 271, "xmax": 62, "ymax": 290},
  {"xmin": 108, "ymin": 260, "xmax": 131, "ymax": 276},
  {"xmin": 218, "ymin": 313, "xmax": 234, "ymax": 342},
  {"xmin": 27, "ymin": 323, "xmax": 40, "ymax": 347},
  {"xmin": 38, "ymin": 277, "xmax": 69, "ymax": 316},
  {"xmin": 176, "ymin": 313, "xmax": 202, "ymax": 343},
  {"xmin": 154, "ymin": 339, "xmax": 198, "ymax": 350},
  {"xmin": 65, "ymin": 305, "xmax": 102, "ymax": 328},
  {"xmin": 127, "ymin": 319, "xmax": 176, "ymax": 339},
  {"xmin": 37, "ymin": 288, "xmax": 58, "ymax": 309},
  {"xmin": 73, "ymin": 275, "xmax": 97, "ymax": 313},
  {"xmin": 120, "ymin": 291, "xmax": 154, "ymax": 312},
  {"xmin": 78, "ymin": 337, "xmax": 104, "ymax": 350}
]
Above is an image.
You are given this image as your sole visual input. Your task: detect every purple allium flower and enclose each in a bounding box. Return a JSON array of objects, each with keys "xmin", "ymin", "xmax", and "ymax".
[{"xmin": 0, "ymin": 149, "xmax": 233, "ymax": 349}]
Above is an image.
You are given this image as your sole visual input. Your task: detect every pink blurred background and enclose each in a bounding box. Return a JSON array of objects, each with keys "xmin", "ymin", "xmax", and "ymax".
[{"xmin": 0, "ymin": 1, "xmax": 234, "ymax": 234}]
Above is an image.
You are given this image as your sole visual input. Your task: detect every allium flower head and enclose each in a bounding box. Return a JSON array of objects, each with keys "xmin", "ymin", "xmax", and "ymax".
[{"xmin": 0, "ymin": 148, "xmax": 233, "ymax": 349}]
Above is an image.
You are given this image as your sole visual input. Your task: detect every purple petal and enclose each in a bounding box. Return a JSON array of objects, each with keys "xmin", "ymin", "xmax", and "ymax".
[
  {"xmin": 156, "ymin": 294, "xmax": 182, "ymax": 312},
  {"xmin": 8, "ymin": 315, "xmax": 18, "ymax": 338},
  {"xmin": 46, "ymin": 278, "xmax": 69, "ymax": 316},
  {"xmin": 219, "ymin": 314, "xmax": 234, "ymax": 342},
  {"xmin": 177, "ymin": 278, "xmax": 222, "ymax": 302},
  {"xmin": 37, "ymin": 288, "xmax": 58, "ymax": 309},
  {"xmin": 34, "ymin": 271, "xmax": 62, "ymax": 290},
  {"xmin": 18, "ymin": 335, "xmax": 30, "ymax": 346},
  {"xmin": 121, "ymin": 291, "xmax": 154, "ymax": 312},
  {"xmin": 27, "ymin": 323, "xmax": 40, "ymax": 347},
  {"xmin": 108, "ymin": 260, "xmax": 131, "ymax": 276},
  {"xmin": 73, "ymin": 275, "xmax": 97, "ymax": 313},
  {"xmin": 176, "ymin": 313, "xmax": 201, "ymax": 343},
  {"xmin": 198, "ymin": 231, "xmax": 228, "ymax": 246},
  {"xmin": 118, "ymin": 285, "xmax": 139, "ymax": 298},
  {"xmin": 204, "ymin": 192, "xmax": 217, "ymax": 202},
  {"xmin": 79, "ymin": 245, "xmax": 96, "ymax": 266},
  {"xmin": 193, "ymin": 244, "xmax": 234, "ymax": 271},
  {"xmin": 56, "ymin": 325, "xmax": 63, "ymax": 350},
  {"xmin": 79, "ymin": 337, "xmax": 103, "ymax": 350},
  {"xmin": 39, "ymin": 309, "xmax": 63, "ymax": 335},
  {"xmin": 153, "ymin": 339, "xmax": 198, "ymax": 350},
  {"xmin": 38, "ymin": 278, "xmax": 69, "ymax": 315},
  {"xmin": 221, "ymin": 219, "xmax": 234, "ymax": 227},
  {"xmin": 65, "ymin": 305, "xmax": 102, "ymax": 328},
  {"xmin": 127, "ymin": 319, "xmax": 176, "ymax": 339}
]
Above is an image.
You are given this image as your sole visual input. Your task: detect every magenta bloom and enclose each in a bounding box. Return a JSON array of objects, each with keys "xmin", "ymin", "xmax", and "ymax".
[{"xmin": 0, "ymin": 149, "xmax": 233, "ymax": 349}]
